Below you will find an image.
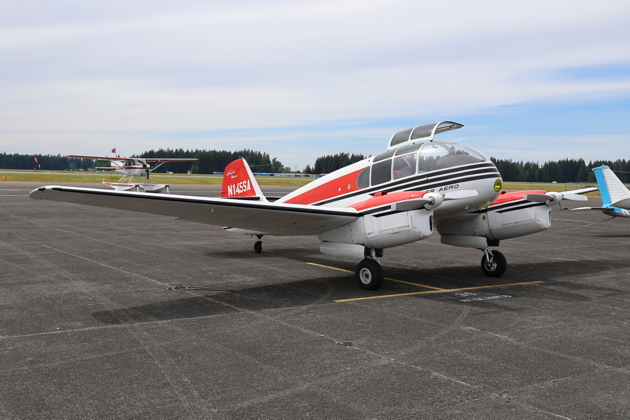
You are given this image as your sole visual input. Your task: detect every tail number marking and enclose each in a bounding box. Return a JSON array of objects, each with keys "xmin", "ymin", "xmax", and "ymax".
[{"xmin": 227, "ymin": 180, "xmax": 251, "ymax": 196}]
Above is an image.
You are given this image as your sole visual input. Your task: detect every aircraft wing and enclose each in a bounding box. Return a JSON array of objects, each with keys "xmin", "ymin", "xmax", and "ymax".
[
  {"xmin": 29, "ymin": 185, "xmax": 357, "ymax": 236},
  {"xmin": 66, "ymin": 155, "xmax": 135, "ymax": 161},
  {"xmin": 141, "ymin": 158, "xmax": 198, "ymax": 162},
  {"xmin": 65, "ymin": 155, "xmax": 197, "ymax": 162}
]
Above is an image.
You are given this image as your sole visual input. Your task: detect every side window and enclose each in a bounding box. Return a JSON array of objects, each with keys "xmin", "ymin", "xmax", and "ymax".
[
  {"xmin": 393, "ymin": 154, "xmax": 417, "ymax": 180},
  {"xmin": 371, "ymin": 160, "xmax": 392, "ymax": 185},
  {"xmin": 356, "ymin": 167, "xmax": 370, "ymax": 189}
]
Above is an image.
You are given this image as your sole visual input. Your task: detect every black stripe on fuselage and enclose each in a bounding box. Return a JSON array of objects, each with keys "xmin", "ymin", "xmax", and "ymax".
[
  {"xmin": 471, "ymin": 200, "xmax": 547, "ymax": 214},
  {"xmin": 315, "ymin": 162, "xmax": 500, "ymax": 206}
]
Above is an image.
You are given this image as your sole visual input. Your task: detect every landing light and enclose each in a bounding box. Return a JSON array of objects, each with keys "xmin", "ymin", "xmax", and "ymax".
[{"xmin": 494, "ymin": 179, "xmax": 503, "ymax": 192}]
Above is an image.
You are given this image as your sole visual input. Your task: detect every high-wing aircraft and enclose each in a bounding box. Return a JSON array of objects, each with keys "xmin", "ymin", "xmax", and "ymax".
[
  {"xmin": 572, "ymin": 165, "xmax": 630, "ymax": 218},
  {"xmin": 67, "ymin": 152, "xmax": 197, "ymax": 192},
  {"xmin": 33, "ymin": 122, "xmax": 596, "ymax": 290}
]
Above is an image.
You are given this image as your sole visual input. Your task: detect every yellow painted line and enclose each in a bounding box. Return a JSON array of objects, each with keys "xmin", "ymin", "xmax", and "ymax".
[
  {"xmin": 334, "ymin": 281, "xmax": 544, "ymax": 302},
  {"xmin": 384, "ymin": 277, "xmax": 445, "ymax": 290},
  {"xmin": 307, "ymin": 263, "xmax": 354, "ymax": 274},
  {"xmin": 307, "ymin": 263, "xmax": 444, "ymax": 290}
]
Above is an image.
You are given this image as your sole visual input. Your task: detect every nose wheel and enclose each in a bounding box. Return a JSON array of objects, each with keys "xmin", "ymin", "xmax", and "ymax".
[
  {"xmin": 481, "ymin": 249, "xmax": 507, "ymax": 277},
  {"xmin": 356, "ymin": 259, "xmax": 384, "ymax": 290}
]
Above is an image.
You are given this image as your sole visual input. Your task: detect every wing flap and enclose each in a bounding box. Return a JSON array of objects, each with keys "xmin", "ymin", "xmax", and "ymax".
[{"xmin": 30, "ymin": 186, "xmax": 356, "ymax": 235}]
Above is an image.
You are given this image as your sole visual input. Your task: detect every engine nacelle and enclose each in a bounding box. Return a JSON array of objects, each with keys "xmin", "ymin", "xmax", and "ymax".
[
  {"xmin": 319, "ymin": 209, "xmax": 434, "ymax": 257},
  {"xmin": 438, "ymin": 205, "xmax": 551, "ymax": 247}
]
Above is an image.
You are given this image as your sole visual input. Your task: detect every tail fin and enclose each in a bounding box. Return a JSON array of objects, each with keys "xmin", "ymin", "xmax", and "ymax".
[
  {"xmin": 593, "ymin": 165, "xmax": 630, "ymax": 209},
  {"xmin": 221, "ymin": 158, "xmax": 267, "ymax": 201}
]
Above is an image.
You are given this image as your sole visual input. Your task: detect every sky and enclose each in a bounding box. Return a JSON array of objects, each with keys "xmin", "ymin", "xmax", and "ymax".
[{"xmin": 1, "ymin": 0, "xmax": 629, "ymax": 170}]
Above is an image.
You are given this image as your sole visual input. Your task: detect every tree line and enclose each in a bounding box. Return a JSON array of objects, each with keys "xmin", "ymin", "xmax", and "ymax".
[
  {"xmin": 136, "ymin": 148, "xmax": 285, "ymax": 174},
  {"xmin": 303, "ymin": 153, "xmax": 366, "ymax": 174},
  {"xmin": 491, "ymin": 158, "xmax": 630, "ymax": 183},
  {"xmin": 2, "ymin": 150, "xmax": 629, "ymax": 182}
]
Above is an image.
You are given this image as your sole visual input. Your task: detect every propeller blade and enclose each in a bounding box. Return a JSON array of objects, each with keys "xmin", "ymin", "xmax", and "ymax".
[
  {"xmin": 523, "ymin": 193, "xmax": 552, "ymax": 203},
  {"xmin": 562, "ymin": 194, "xmax": 588, "ymax": 201},
  {"xmin": 525, "ymin": 192, "xmax": 588, "ymax": 204},
  {"xmin": 568, "ymin": 187, "xmax": 598, "ymax": 195},
  {"xmin": 391, "ymin": 198, "xmax": 432, "ymax": 211}
]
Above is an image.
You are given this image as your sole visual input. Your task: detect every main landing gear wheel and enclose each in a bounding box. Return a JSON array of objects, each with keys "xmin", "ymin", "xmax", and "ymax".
[
  {"xmin": 481, "ymin": 250, "xmax": 507, "ymax": 278},
  {"xmin": 254, "ymin": 241, "xmax": 262, "ymax": 253},
  {"xmin": 356, "ymin": 259, "xmax": 384, "ymax": 290}
]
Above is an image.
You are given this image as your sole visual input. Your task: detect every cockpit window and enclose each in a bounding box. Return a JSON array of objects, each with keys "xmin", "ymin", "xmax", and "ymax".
[
  {"xmin": 393, "ymin": 154, "xmax": 417, "ymax": 180},
  {"xmin": 418, "ymin": 143, "xmax": 485, "ymax": 172},
  {"xmin": 418, "ymin": 144, "xmax": 446, "ymax": 172},
  {"xmin": 371, "ymin": 159, "xmax": 392, "ymax": 185},
  {"xmin": 356, "ymin": 167, "xmax": 370, "ymax": 188}
]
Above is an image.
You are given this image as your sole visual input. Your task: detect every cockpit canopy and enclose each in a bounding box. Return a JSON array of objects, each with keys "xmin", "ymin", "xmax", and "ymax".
[
  {"xmin": 387, "ymin": 121, "xmax": 463, "ymax": 150},
  {"xmin": 356, "ymin": 140, "xmax": 487, "ymax": 189}
]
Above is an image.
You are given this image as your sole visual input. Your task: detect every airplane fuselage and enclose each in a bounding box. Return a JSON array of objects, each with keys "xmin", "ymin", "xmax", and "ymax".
[
  {"xmin": 108, "ymin": 160, "xmax": 151, "ymax": 177},
  {"xmin": 277, "ymin": 141, "xmax": 502, "ymax": 222}
]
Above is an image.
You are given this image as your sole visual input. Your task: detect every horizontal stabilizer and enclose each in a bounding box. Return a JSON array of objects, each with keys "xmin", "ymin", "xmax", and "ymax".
[{"xmin": 571, "ymin": 207, "xmax": 608, "ymax": 211}]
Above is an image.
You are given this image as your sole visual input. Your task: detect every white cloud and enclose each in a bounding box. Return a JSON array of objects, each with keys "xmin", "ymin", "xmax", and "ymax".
[{"xmin": 1, "ymin": 0, "xmax": 630, "ymax": 168}]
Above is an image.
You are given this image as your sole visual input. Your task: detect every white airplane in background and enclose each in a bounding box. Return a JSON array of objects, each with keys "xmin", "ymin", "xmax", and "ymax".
[
  {"xmin": 67, "ymin": 151, "xmax": 197, "ymax": 192},
  {"xmin": 573, "ymin": 165, "xmax": 630, "ymax": 218},
  {"xmin": 34, "ymin": 122, "xmax": 596, "ymax": 290}
]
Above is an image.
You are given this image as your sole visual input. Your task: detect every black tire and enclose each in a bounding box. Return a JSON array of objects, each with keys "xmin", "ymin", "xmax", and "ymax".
[
  {"xmin": 481, "ymin": 250, "xmax": 507, "ymax": 278},
  {"xmin": 356, "ymin": 259, "xmax": 384, "ymax": 290},
  {"xmin": 254, "ymin": 241, "xmax": 262, "ymax": 253}
]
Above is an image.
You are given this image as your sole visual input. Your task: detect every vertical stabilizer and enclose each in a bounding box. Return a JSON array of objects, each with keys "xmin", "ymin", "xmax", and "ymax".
[
  {"xmin": 221, "ymin": 158, "xmax": 267, "ymax": 201},
  {"xmin": 593, "ymin": 166, "xmax": 630, "ymax": 209}
]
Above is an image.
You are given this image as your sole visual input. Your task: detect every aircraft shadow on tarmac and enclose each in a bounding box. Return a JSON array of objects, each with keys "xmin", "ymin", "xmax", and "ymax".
[{"xmin": 91, "ymin": 257, "xmax": 629, "ymax": 325}]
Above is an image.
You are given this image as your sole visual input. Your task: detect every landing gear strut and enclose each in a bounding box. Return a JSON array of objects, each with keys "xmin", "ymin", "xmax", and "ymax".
[
  {"xmin": 356, "ymin": 258, "xmax": 383, "ymax": 290},
  {"xmin": 481, "ymin": 249, "xmax": 507, "ymax": 278},
  {"xmin": 254, "ymin": 235, "xmax": 263, "ymax": 253}
]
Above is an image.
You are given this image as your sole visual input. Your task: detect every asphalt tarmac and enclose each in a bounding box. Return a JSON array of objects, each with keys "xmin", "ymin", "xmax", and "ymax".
[{"xmin": 2, "ymin": 182, "xmax": 629, "ymax": 419}]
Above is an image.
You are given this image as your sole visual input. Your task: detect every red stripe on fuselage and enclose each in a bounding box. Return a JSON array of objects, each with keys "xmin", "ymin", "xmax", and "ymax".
[{"xmin": 284, "ymin": 169, "xmax": 364, "ymax": 205}]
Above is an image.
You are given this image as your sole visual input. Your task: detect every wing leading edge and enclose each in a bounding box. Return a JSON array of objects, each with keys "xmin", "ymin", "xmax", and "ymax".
[{"xmin": 30, "ymin": 186, "xmax": 357, "ymax": 236}]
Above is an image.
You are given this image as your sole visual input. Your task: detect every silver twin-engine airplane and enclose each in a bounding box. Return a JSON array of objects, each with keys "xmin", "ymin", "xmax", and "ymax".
[{"xmin": 31, "ymin": 122, "xmax": 596, "ymax": 290}]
